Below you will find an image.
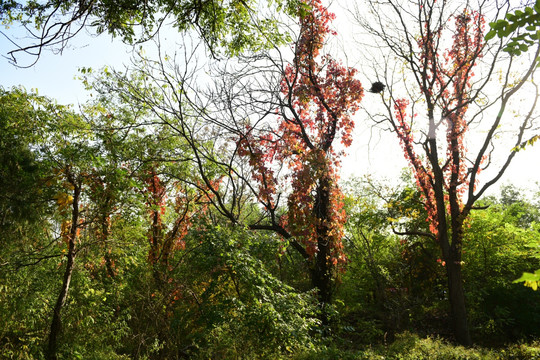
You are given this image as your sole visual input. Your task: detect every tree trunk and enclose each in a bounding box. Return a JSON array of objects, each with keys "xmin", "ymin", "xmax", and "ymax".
[
  {"xmin": 439, "ymin": 225, "xmax": 471, "ymax": 346},
  {"xmin": 447, "ymin": 214, "xmax": 471, "ymax": 346},
  {"xmin": 312, "ymin": 243, "xmax": 331, "ymax": 304},
  {"xmin": 46, "ymin": 177, "xmax": 80, "ymax": 360},
  {"xmin": 311, "ymin": 257, "xmax": 331, "ymax": 326},
  {"xmin": 428, "ymin": 137, "xmax": 471, "ymax": 346},
  {"xmin": 312, "ymin": 175, "xmax": 333, "ymax": 324},
  {"xmin": 46, "ymin": 245, "xmax": 76, "ymax": 360},
  {"xmin": 446, "ymin": 256, "xmax": 471, "ymax": 346}
]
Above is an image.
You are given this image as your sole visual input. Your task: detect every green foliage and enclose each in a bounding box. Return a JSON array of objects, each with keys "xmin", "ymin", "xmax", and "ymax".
[
  {"xmin": 486, "ymin": 1, "xmax": 540, "ymax": 56},
  {"xmin": 175, "ymin": 225, "xmax": 320, "ymax": 359},
  {"xmin": 375, "ymin": 332, "xmax": 488, "ymax": 360},
  {"xmin": 338, "ymin": 179, "xmax": 540, "ymax": 348},
  {"xmin": 461, "ymin": 186, "xmax": 540, "ymax": 342},
  {"xmin": 3, "ymin": 50, "xmax": 540, "ymax": 358},
  {"xmin": 341, "ymin": 178, "xmax": 450, "ymax": 337},
  {"xmin": 0, "ymin": 263, "xmax": 55, "ymax": 359},
  {"xmin": 0, "ymin": 87, "xmax": 53, "ymax": 227},
  {"xmin": 515, "ymin": 269, "xmax": 540, "ymax": 290},
  {"xmin": 513, "ymin": 134, "xmax": 540, "ymax": 152},
  {"xmin": 1, "ymin": 0, "xmax": 301, "ymax": 61}
]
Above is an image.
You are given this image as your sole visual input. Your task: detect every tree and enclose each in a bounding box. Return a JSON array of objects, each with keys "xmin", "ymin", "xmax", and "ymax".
[
  {"xmin": 77, "ymin": 63, "xmax": 326, "ymax": 357},
  {"xmin": 0, "ymin": 87, "xmax": 144, "ymax": 358},
  {"xmin": 0, "ymin": 87, "xmax": 51, "ymax": 239},
  {"xmin": 340, "ymin": 177, "xmax": 418, "ymax": 340},
  {"xmin": 355, "ymin": 0, "xmax": 539, "ymax": 345},
  {"xmin": 0, "ymin": 89, "xmax": 58, "ymax": 356},
  {"xmin": 81, "ymin": 0, "xmax": 363, "ymax": 316},
  {"xmin": 0, "ymin": 88, "xmax": 89, "ymax": 358},
  {"xmin": 0, "ymin": 0, "xmax": 298, "ymax": 66},
  {"xmin": 46, "ymin": 165, "xmax": 84, "ymax": 360},
  {"xmin": 236, "ymin": 0, "xmax": 364, "ymax": 308},
  {"xmin": 35, "ymin": 105, "xmax": 120, "ymax": 360}
]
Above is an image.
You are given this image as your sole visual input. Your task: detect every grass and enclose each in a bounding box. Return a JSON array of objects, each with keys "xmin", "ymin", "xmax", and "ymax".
[{"xmin": 290, "ymin": 332, "xmax": 540, "ymax": 360}]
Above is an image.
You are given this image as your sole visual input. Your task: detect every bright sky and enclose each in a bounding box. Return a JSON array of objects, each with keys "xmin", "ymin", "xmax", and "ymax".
[
  {"xmin": 1, "ymin": 5, "xmax": 539, "ymax": 198},
  {"xmin": 1, "ymin": 26, "xmax": 132, "ymax": 105}
]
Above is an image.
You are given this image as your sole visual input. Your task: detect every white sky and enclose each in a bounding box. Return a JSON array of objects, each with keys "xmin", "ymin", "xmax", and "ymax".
[{"xmin": 1, "ymin": 3, "xmax": 539, "ymax": 199}]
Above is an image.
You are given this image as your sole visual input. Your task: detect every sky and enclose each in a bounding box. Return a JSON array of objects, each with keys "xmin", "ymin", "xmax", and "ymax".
[
  {"xmin": 1, "ymin": 27, "xmax": 132, "ymax": 105},
  {"xmin": 1, "ymin": 4, "xmax": 539, "ymax": 199}
]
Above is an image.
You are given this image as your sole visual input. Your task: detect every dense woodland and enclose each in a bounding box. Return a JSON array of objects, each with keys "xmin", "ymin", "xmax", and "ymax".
[{"xmin": 2, "ymin": 0, "xmax": 540, "ymax": 359}]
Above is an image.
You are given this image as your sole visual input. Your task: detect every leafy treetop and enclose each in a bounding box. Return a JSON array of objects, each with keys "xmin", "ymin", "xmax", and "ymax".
[
  {"xmin": 238, "ymin": 0, "xmax": 363, "ymax": 265},
  {"xmin": 392, "ymin": 9, "xmax": 485, "ymax": 235},
  {"xmin": 0, "ymin": 0, "xmax": 301, "ymax": 65}
]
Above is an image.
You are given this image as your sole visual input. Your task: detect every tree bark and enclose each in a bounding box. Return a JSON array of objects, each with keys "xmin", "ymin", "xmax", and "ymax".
[
  {"xmin": 428, "ymin": 137, "xmax": 471, "ymax": 346},
  {"xmin": 447, "ymin": 214, "xmax": 472, "ymax": 346},
  {"xmin": 438, "ymin": 225, "xmax": 471, "ymax": 345},
  {"xmin": 446, "ymin": 259, "xmax": 471, "ymax": 342},
  {"xmin": 312, "ymin": 175, "xmax": 333, "ymax": 323},
  {"xmin": 46, "ymin": 245, "xmax": 76, "ymax": 360},
  {"xmin": 436, "ymin": 231, "xmax": 471, "ymax": 346},
  {"xmin": 46, "ymin": 177, "xmax": 80, "ymax": 360},
  {"xmin": 446, "ymin": 258, "xmax": 471, "ymax": 346}
]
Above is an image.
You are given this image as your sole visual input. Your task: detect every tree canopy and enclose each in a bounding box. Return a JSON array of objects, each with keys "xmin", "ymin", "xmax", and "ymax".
[
  {"xmin": 1, "ymin": 0, "xmax": 540, "ymax": 358},
  {"xmin": 0, "ymin": 0, "xmax": 300, "ymax": 65}
]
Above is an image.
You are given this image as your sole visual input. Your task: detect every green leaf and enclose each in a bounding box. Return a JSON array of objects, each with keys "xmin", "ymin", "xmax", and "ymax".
[
  {"xmin": 501, "ymin": 27, "xmax": 514, "ymax": 37},
  {"xmin": 514, "ymin": 269, "xmax": 540, "ymax": 283},
  {"xmin": 485, "ymin": 30, "xmax": 497, "ymax": 41},
  {"xmin": 490, "ymin": 19, "xmax": 508, "ymax": 30}
]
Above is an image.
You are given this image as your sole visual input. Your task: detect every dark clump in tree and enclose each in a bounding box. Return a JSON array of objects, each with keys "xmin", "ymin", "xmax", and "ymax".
[{"xmin": 369, "ymin": 81, "xmax": 385, "ymax": 93}]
